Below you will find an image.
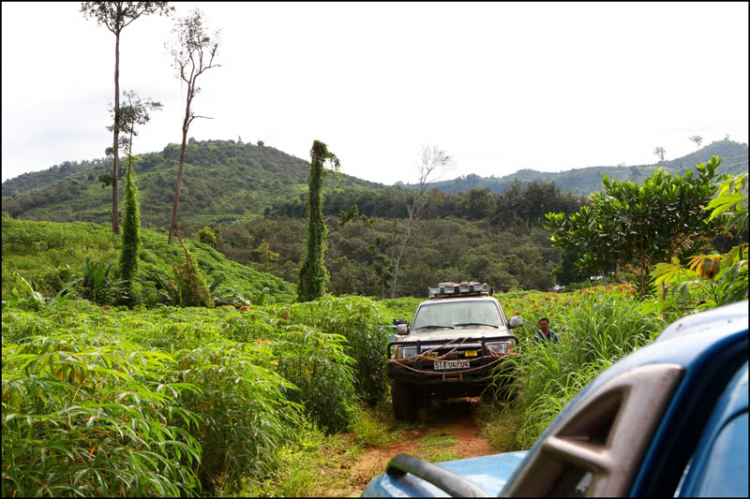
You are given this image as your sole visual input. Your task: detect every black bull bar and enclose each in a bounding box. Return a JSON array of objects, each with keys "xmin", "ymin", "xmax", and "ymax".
[{"xmin": 386, "ymin": 334, "xmax": 519, "ymax": 358}]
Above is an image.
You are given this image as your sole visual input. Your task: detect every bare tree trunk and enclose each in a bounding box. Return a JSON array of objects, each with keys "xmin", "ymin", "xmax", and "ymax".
[
  {"xmin": 390, "ymin": 204, "xmax": 415, "ymax": 298},
  {"xmin": 168, "ymin": 119, "xmax": 190, "ymax": 245},
  {"xmin": 615, "ymin": 262, "xmax": 623, "ymax": 283},
  {"xmin": 112, "ymin": 31, "xmax": 121, "ymax": 235}
]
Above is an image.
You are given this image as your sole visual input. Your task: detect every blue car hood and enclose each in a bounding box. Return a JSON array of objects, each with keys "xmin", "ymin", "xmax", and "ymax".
[{"xmin": 361, "ymin": 450, "xmax": 528, "ymax": 497}]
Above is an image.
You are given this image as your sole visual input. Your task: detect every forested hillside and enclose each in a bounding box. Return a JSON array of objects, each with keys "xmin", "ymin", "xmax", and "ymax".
[
  {"xmin": 2, "ymin": 140, "xmax": 381, "ymax": 232},
  {"xmin": 407, "ymin": 138, "xmax": 748, "ymax": 195}
]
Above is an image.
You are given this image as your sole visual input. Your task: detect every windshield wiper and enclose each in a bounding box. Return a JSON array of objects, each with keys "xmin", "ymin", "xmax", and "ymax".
[
  {"xmin": 415, "ymin": 325, "xmax": 455, "ymax": 330},
  {"xmin": 453, "ymin": 323, "xmax": 499, "ymax": 328}
]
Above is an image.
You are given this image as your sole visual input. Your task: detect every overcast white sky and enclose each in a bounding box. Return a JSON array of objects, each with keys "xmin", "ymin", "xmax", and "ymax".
[{"xmin": 2, "ymin": 2, "xmax": 748, "ymax": 184}]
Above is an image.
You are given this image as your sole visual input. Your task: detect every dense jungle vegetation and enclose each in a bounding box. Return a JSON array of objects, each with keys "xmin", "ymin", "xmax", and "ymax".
[{"xmin": 3, "ymin": 137, "xmax": 746, "ymax": 297}]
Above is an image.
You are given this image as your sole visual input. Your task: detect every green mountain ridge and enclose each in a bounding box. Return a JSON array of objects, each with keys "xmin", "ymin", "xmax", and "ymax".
[
  {"xmin": 403, "ymin": 139, "xmax": 748, "ymax": 195},
  {"xmin": 2, "ymin": 138, "xmax": 747, "ymax": 233}
]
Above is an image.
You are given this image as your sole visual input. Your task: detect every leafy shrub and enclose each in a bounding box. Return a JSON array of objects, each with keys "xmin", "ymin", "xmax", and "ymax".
[
  {"xmin": 79, "ymin": 256, "xmax": 127, "ymax": 304},
  {"xmin": 208, "ymin": 273, "xmax": 249, "ymax": 306},
  {"xmin": 286, "ymin": 296, "xmax": 392, "ymax": 406},
  {"xmin": 2, "ymin": 332, "xmax": 202, "ymax": 497},
  {"xmin": 197, "ymin": 226, "xmax": 217, "ymax": 246},
  {"xmin": 273, "ymin": 325, "xmax": 356, "ymax": 433},
  {"xmin": 168, "ymin": 342, "xmax": 302, "ymax": 492}
]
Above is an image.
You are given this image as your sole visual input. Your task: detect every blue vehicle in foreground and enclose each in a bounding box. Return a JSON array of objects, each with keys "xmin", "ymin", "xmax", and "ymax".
[{"xmin": 363, "ymin": 300, "xmax": 749, "ymax": 497}]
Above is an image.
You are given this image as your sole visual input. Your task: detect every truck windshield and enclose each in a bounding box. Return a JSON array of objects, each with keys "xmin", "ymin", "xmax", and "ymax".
[{"xmin": 413, "ymin": 301, "xmax": 503, "ymax": 331}]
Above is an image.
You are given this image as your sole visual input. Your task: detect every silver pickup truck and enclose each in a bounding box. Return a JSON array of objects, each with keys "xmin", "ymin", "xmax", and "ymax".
[{"xmin": 387, "ymin": 282, "xmax": 524, "ymax": 420}]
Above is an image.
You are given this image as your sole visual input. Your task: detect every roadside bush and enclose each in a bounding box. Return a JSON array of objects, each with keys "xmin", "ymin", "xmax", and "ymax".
[
  {"xmin": 493, "ymin": 293, "xmax": 664, "ymax": 447},
  {"xmin": 288, "ymin": 296, "xmax": 392, "ymax": 406},
  {"xmin": 273, "ymin": 324, "xmax": 356, "ymax": 433},
  {"xmin": 169, "ymin": 342, "xmax": 302, "ymax": 493},
  {"xmin": 2, "ymin": 332, "xmax": 202, "ymax": 497}
]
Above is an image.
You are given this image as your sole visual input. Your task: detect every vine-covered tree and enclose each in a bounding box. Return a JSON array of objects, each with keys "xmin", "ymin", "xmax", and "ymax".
[
  {"xmin": 116, "ymin": 91, "xmax": 162, "ymax": 305},
  {"xmin": 119, "ymin": 158, "xmax": 140, "ymax": 304},
  {"xmin": 167, "ymin": 7, "xmax": 221, "ymax": 245},
  {"xmin": 174, "ymin": 233, "xmax": 213, "ymax": 307},
  {"xmin": 654, "ymin": 146, "xmax": 666, "ymax": 162},
  {"xmin": 689, "ymin": 135, "xmax": 703, "ymax": 149},
  {"xmin": 81, "ymin": 1, "xmax": 171, "ymax": 234},
  {"xmin": 297, "ymin": 140, "xmax": 340, "ymax": 302}
]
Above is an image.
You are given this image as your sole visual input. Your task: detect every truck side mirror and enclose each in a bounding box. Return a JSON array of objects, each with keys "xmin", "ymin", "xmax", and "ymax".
[
  {"xmin": 396, "ymin": 324, "xmax": 409, "ymax": 335},
  {"xmin": 509, "ymin": 316, "xmax": 524, "ymax": 329}
]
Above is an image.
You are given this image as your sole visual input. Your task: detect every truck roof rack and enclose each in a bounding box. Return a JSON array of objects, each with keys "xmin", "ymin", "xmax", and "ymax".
[{"xmin": 428, "ymin": 281, "xmax": 490, "ymax": 298}]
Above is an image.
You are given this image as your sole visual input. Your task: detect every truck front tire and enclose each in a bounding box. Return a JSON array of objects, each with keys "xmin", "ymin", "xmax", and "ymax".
[{"xmin": 391, "ymin": 380, "xmax": 418, "ymax": 421}]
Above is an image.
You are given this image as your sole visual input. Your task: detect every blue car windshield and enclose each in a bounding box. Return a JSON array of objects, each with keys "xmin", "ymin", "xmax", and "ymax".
[{"xmin": 413, "ymin": 301, "xmax": 503, "ymax": 331}]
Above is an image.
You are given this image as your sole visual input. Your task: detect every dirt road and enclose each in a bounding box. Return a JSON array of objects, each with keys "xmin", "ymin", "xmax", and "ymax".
[{"xmin": 329, "ymin": 398, "xmax": 498, "ymax": 496}]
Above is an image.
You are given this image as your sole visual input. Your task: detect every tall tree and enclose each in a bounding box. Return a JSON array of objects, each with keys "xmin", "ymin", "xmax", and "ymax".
[
  {"xmin": 390, "ymin": 146, "xmax": 453, "ymax": 298},
  {"xmin": 81, "ymin": 2, "xmax": 171, "ymax": 235},
  {"xmin": 654, "ymin": 146, "xmax": 666, "ymax": 162},
  {"xmin": 689, "ymin": 135, "xmax": 703, "ymax": 149},
  {"xmin": 297, "ymin": 140, "xmax": 340, "ymax": 302},
  {"xmin": 167, "ymin": 7, "xmax": 221, "ymax": 245}
]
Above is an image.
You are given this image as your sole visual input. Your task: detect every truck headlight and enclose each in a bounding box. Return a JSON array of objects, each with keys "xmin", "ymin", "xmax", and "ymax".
[
  {"xmin": 396, "ymin": 346, "xmax": 418, "ymax": 359},
  {"xmin": 487, "ymin": 341, "xmax": 512, "ymax": 354}
]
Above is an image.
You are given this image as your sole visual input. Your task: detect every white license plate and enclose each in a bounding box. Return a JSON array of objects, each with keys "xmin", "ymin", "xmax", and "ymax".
[{"xmin": 434, "ymin": 360, "xmax": 470, "ymax": 370}]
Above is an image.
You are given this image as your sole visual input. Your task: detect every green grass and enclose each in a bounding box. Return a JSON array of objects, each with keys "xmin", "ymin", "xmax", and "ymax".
[
  {"xmin": 419, "ymin": 429, "xmax": 458, "ymax": 449},
  {"xmin": 351, "ymin": 405, "xmax": 404, "ymax": 448},
  {"xmin": 494, "ymin": 289, "xmax": 666, "ymax": 447},
  {"xmin": 233, "ymin": 422, "xmax": 364, "ymax": 498}
]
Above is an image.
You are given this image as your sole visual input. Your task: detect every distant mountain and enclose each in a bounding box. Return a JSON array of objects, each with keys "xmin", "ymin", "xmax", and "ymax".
[
  {"xmin": 2, "ymin": 139, "xmax": 383, "ymax": 233},
  {"xmin": 403, "ymin": 139, "xmax": 748, "ymax": 195}
]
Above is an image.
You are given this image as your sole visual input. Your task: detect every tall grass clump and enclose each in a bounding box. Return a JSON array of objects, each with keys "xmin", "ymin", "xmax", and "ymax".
[
  {"xmin": 494, "ymin": 294, "xmax": 664, "ymax": 448},
  {"xmin": 273, "ymin": 324, "xmax": 356, "ymax": 433},
  {"xmin": 2, "ymin": 329, "xmax": 202, "ymax": 497},
  {"xmin": 167, "ymin": 342, "xmax": 302, "ymax": 493},
  {"xmin": 283, "ymin": 295, "xmax": 392, "ymax": 406}
]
